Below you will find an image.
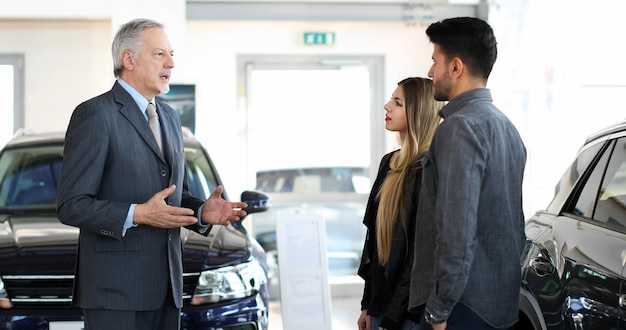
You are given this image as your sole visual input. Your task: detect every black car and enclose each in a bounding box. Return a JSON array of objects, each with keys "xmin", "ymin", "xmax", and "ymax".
[
  {"xmin": 517, "ymin": 121, "xmax": 626, "ymax": 329},
  {"xmin": 0, "ymin": 131, "xmax": 272, "ymax": 330}
]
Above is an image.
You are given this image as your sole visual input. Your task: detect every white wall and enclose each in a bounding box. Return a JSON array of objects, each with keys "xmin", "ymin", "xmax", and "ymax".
[
  {"xmin": 1, "ymin": 0, "xmax": 186, "ymax": 46},
  {"xmin": 488, "ymin": 0, "xmax": 626, "ymax": 216},
  {"xmin": 0, "ymin": 0, "xmax": 187, "ymax": 133},
  {"xmin": 0, "ymin": 20, "xmax": 112, "ymax": 132}
]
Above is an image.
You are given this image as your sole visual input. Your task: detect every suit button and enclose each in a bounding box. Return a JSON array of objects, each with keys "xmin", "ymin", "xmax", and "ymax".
[
  {"xmin": 160, "ymin": 170, "xmax": 167, "ymax": 176},
  {"xmin": 168, "ymin": 234, "xmax": 173, "ymax": 241}
]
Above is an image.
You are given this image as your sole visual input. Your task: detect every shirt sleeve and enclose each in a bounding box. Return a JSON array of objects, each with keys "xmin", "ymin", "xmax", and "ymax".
[
  {"xmin": 122, "ymin": 203, "xmax": 138, "ymax": 237},
  {"xmin": 123, "ymin": 203, "xmax": 209, "ymax": 237},
  {"xmin": 427, "ymin": 117, "xmax": 486, "ymax": 320},
  {"xmin": 196, "ymin": 204, "xmax": 211, "ymax": 234}
]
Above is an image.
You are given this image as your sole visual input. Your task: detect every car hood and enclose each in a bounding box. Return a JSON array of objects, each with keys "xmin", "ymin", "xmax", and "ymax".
[
  {"xmin": 0, "ymin": 211, "xmax": 78, "ymax": 275},
  {"xmin": 181, "ymin": 221, "xmax": 252, "ymax": 271},
  {"xmin": 0, "ymin": 209, "xmax": 251, "ymax": 275}
]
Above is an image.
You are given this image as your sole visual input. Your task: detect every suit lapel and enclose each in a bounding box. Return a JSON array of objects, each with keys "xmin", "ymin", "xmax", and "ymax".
[
  {"xmin": 156, "ymin": 101, "xmax": 179, "ymax": 167},
  {"xmin": 112, "ymin": 82, "xmax": 166, "ymax": 163},
  {"xmin": 155, "ymin": 101, "xmax": 175, "ymax": 168}
]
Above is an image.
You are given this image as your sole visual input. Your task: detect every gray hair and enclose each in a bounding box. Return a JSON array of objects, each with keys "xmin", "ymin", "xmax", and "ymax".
[{"xmin": 111, "ymin": 18, "xmax": 164, "ymax": 78}]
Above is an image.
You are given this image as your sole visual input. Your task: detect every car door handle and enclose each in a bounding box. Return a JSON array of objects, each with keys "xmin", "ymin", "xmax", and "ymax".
[{"xmin": 530, "ymin": 257, "xmax": 554, "ymax": 275}]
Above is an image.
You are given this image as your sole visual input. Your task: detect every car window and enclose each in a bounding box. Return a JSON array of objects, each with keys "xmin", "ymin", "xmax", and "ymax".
[
  {"xmin": 571, "ymin": 141, "xmax": 612, "ymax": 219},
  {"xmin": 593, "ymin": 138, "xmax": 626, "ymax": 228},
  {"xmin": 0, "ymin": 145, "xmax": 64, "ymax": 208},
  {"xmin": 0, "ymin": 143, "xmax": 218, "ymax": 208},
  {"xmin": 256, "ymin": 167, "xmax": 370, "ymax": 193},
  {"xmin": 547, "ymin": 141, "xmax": 605, "ymax": 213},
  {"xmin": 569, "ymin": 137, "xmax": 626, "ymax": 230},
  {"xmin": 184, "ymin": 146, "xmax": 218, "ymax": 200}
]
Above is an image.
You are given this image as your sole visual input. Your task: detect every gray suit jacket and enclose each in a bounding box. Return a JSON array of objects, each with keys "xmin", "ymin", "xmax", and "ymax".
[{"xmin": 57, "ymin": 81, "xmax": 208, "ymax": 311}]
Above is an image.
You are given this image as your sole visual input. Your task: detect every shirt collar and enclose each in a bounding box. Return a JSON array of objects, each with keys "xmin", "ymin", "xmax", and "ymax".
[
  {"xmin": 439, "ymin": 88, "xmax": 492, "ymax": 119},
  {"xmin": 117, "ymin": 79, "xmax": 154, "ymax": 117}
]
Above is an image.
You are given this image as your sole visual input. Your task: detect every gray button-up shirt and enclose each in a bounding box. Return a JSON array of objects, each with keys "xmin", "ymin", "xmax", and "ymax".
[{"xmin": 408, "ymin": 88, "xmax": 527, "ymax": 328}]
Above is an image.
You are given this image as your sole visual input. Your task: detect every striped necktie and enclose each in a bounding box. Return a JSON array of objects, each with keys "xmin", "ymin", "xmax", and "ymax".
[{"xmin": 146, "ymin": 102, "xmax": 163, "ymax": 153}]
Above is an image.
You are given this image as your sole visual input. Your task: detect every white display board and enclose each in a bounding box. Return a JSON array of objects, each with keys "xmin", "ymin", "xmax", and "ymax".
[{"xmin": 276, "ymin": 213, "xmax": 333, "ymax": 330}]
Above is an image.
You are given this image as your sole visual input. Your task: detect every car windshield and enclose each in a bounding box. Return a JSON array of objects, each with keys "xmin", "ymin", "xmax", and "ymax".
[
  {"xmin": 256, "ymin": 167, "xmax": 370, "ymax": 194},
  {"xmin": 0, "ymin": 143, "xmax": 218, "ymax": 210},
  {"xmin": 0, "ymin": 145, "xmax": 63, "ymax": 209},
  {"xmin": 184, "ymin": 145, "xmax": 219, "ymax": 200}
]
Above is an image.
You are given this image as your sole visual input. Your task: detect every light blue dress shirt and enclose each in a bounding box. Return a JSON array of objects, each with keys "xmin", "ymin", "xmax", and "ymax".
[{"xmin": 117, "ymin": 79, "xmax": 208, "ymax": 236}]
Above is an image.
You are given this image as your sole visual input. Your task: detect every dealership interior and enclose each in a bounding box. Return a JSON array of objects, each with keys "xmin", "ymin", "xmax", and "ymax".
[{"xmin": 2, "ymin": 0, "xmax": 626, "ymax": 329}]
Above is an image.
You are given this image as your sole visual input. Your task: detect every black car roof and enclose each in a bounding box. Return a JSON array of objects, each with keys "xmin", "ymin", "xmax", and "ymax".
[
  {"xmin": 3, "ymin": 131, "xmax": 203, "ymax": 150},
  {"xmin": 3, "ymin": 132, "xmax": 65, "ymax": 149},
  {"xmin": 584, "ymin": 120, "xmax": 626, "ymax": 145}
]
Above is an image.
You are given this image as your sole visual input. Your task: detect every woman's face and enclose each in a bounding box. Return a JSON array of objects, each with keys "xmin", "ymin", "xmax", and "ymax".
[{"xmin": 384, "ymin": 84, "xmax": 407, "ymax": 134}]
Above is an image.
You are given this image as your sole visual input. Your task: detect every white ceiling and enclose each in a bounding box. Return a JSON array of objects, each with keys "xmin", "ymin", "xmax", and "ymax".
[{"xmin": 186, "ymin": 0, "xmax": 487, "ymax": 23}]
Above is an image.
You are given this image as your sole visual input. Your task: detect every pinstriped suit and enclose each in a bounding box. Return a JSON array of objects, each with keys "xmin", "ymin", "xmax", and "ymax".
[{"xmin": 57, "ymin": 81, "xmax": 208, "ymax": 311}]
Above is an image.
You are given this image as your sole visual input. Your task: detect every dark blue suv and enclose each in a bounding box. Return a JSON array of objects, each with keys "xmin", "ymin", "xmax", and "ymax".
[
  {"xmin": 0, "ymin": 131, "xmax": 272, "ymax": 330},
  {"xmin": 517, "ymin": 121, "xmax": 626, "ymax": 329}
]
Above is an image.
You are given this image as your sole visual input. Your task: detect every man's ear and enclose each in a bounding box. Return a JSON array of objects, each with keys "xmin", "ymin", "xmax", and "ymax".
[
  {"xmin": 122, "ymin": 51, "xmax": 134, "ymax": 70},
  {"xmin": 449, "ymin": 57, "xmax": 464, "ymax": 79}
]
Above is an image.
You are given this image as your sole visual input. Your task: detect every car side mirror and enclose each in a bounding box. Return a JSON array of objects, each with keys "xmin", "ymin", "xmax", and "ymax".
[{"xmin": 241, "ymin": 190, "xmax": 271, "ymax": 215}]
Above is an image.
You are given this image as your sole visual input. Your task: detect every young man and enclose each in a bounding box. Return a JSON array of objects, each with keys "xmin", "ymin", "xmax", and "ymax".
[{"xmin": 409, "ymin": 17, "xmax": 527, "ymax": 330}]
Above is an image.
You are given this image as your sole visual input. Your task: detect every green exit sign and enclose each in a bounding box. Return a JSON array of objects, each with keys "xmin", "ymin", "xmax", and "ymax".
[{"xmin": 303, "ymin": 32, "xmax": 335, "ymax": 45}]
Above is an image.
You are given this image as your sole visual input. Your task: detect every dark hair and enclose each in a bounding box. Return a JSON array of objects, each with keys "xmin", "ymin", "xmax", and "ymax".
[{"xmin": 426, "ymin": 17, "xmax": 497, "ymax": 81}]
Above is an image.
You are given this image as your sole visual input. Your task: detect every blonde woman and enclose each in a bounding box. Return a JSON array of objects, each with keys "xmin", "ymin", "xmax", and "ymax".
[{"xmin": 357, "ymin": 77, "xmax": 444, "ymax": 330}]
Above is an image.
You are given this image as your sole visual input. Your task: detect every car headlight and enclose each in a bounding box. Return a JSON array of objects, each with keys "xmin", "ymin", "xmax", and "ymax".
[
  {"xmin": 0, "ymin": 277, "xmax": 13, "ymax": 309},
  {"xmin": 191, "ymin": 259, "xmax": 266, "ymax": 305}
]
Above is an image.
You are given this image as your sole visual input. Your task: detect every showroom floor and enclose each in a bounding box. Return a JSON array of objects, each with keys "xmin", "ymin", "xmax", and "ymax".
[
  {"xmin": 268, "ymin": 297, "xmax": 359, "ymax": 330},
  {"xmin": 267, "ymin": 275, "xmax": 363, "ymax": 330}
]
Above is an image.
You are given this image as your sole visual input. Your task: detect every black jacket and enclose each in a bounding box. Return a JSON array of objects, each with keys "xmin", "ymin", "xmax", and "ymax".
[{"xmin": 357, "ymin": 150, "xmax": 422, "ymax": 329}]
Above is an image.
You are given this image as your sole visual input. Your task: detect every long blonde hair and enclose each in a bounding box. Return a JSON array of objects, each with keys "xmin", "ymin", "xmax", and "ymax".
[{"xmin": 376, "ymin": 77, "xmax": 444, "ymax": 265}]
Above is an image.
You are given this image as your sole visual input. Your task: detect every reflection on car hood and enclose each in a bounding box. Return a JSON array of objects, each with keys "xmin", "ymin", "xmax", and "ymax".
[
  {"xmin": 0, "ymin": 211, "xmax": 78, "ymax": 274},
  {"xmin": 0, "ymin": 210, "xmax": 251, "ymax": 274},
  {"xmin": 181, "ymin": 222, "xmax": 251, "ymax": 271}
]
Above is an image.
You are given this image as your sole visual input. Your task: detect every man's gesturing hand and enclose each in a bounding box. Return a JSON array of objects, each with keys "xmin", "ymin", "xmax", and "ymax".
[
  {"xmin": 201, "ymin": 185, "xmax": 247, "ymax": 226},
  {"xmin": 133, "ymin": 185, "xmax": 198, "ymax": 228}
]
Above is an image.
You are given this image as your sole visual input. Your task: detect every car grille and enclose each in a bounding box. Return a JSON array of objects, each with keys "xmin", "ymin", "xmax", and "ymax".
[
  {"xmin": 2, "ymin": 273, "xmax": 201, "ymax": 306},
  {"xmin": 218, "ymin": 324, "xmax": 258, "ymax": 330},
  {"xmin": 1, "ymin": 275, "xmax": 74, "ymax": 306},
  {"xmin": 182, "ymin": 272, "xmax": 200, "ymax": 302}
]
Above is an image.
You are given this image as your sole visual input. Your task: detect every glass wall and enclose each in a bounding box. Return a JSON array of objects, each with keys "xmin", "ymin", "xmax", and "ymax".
[{"xmin": 490, "ymin": 0, "xmax": 626, "ymax": 216}]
